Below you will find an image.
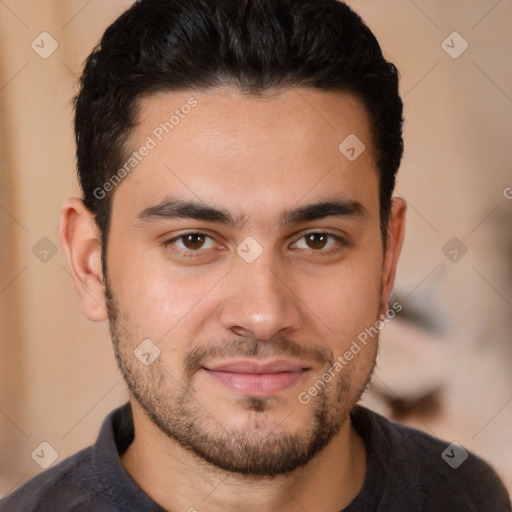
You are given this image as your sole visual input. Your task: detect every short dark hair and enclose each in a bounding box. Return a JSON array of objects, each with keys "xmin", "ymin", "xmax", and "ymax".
[{"xmin": 74, "ymin": 0, "xmax": 403, "ymax": 261}]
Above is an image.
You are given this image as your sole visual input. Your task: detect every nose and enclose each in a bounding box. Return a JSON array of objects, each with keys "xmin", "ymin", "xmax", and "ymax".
[{"xmin": 218, "ymin": 256, "xmax": 303, "ymax": 341}]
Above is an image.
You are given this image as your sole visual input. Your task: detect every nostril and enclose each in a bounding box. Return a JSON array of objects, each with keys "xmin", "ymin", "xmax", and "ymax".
[{"xmin": 231, "ymin": 325, "xmax": 250, "ymax": 338}]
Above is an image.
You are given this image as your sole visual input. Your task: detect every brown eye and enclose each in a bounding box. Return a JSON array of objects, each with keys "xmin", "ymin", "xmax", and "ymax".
[
  {"xmin": 165, "ymin": 232, "xmax": 216, "ymax": 254},
  {"xmin": 292, "ymin": 232, "xmax": 347, "ymax": 254},
  {"xmin": 305, "ymin": 233, "xmax": 328, "ymax": 250},
  {"xmin": 181, "ymin": 233, "xmax": 206, "ymax": 250}
]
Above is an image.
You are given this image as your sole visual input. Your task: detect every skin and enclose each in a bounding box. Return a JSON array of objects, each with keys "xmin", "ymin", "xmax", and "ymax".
[{"xmin": 60, "ymin": 87, "xmax": 406, "ymax": 512}]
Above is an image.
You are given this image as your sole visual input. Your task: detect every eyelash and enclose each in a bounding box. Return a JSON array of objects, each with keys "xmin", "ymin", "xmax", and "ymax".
[
  {"xmin": 164, "ymin": 232, "xmax": 219, "ymax": 259},
  {"xmin": 163, "ymin": 231, "xmax": 349, "ymax": 258}
]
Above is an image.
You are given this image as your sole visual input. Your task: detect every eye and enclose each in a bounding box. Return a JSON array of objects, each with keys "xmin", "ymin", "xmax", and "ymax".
[
  {"xmin": 292, "ymin": 232, "xmax": 345, "ymax": 251},
  {"xmin": 165, "ymin": 232, "xmax": 217, "ymax": 252}
]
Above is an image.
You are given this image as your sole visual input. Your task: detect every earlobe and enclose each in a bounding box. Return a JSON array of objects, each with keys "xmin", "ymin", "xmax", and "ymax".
[
  {"xmin": 380, "ymin": 197, "xmax": 406, "ymax": 315},
  {"xmin": 59, "ymin": 198, "xmax": 108, "ymax": 322}
]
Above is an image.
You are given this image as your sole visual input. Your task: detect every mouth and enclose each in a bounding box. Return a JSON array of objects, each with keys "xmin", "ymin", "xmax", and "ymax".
[{"xmin": 201, "ymin": 359, "xmax": 311, "ymax": 396}]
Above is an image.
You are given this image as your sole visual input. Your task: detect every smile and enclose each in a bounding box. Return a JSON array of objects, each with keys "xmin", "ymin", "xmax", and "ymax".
[{"xmin": 202, "ymin": 359, "xmax": 311, "ymax": 396}]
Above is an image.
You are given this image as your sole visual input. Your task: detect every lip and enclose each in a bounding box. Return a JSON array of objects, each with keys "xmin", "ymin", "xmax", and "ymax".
[
  {"xmin": 202, "ymin": 359, "xmax": 310, "ymax": 396},
  {"xmin": 204, "ymin": 359, "xmax": 309, "ymax": 374}
]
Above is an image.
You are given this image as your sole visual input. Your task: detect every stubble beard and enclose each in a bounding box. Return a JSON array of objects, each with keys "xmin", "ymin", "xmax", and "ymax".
[{"xmin": 105, "ymin": 280, "xmax": 378, "ymax": 477}]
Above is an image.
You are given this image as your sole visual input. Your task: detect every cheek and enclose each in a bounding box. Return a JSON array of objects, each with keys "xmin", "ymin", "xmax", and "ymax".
[
  {"xmin": 296, "ymin": 250, "xmax": 383, "ymax": 343},
  {"xmin": 107, "ymin": 242, "xmax": 224, "ymax": 338}
]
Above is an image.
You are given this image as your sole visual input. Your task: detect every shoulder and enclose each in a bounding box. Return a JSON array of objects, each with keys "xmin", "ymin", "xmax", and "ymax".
[
  {"xmin": 352, "ymin": 406, "xmax": 511, "ymax": 511},
  {"xmin": 0, "ymin": 447, "xmax": 112, "ymax": 512},
  {"xmin": 0, "ymin": 403, "xmax": 139, "ymax": 512}
]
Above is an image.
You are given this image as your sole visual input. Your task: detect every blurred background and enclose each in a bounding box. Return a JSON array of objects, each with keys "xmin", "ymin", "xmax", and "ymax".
[{"xmin": 1, "ymin": 0, "xmax": 511, "ymax": 498}]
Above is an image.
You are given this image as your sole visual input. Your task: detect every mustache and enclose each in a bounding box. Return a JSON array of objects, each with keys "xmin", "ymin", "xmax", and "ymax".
[{"xmin": 184, "ymin": 336, "xmax": 334, "ymax": 379}]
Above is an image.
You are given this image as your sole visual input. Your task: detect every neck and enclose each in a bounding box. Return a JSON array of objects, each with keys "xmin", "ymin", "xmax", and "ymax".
[{"xmin": 121, "ymin": 400, "xmax": 366, "ymax": 512}]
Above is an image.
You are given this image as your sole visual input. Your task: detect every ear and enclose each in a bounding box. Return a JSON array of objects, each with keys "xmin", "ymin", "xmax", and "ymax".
[
  {"xmin": 380, "ymin": 197, "xmax": 406, "ymax": 315},
  {"xmin": 59, "ymin": 198, "xmax": 108, "ymax": 322}
]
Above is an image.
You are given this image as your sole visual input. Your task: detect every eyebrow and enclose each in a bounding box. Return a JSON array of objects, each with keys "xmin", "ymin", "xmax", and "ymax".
[{"xmin": 136, "ymin": 196, "xmax": 368, "ymax": 228}]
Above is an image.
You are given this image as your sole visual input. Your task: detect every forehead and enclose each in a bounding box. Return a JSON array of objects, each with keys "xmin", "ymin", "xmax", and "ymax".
[
  {"xmin": 112, "ymin": 87, "xmax": 379, "ymax": 223},
  {"xmin": 135, "ymin": 87, "xmax": 374, "ymax": 158}
]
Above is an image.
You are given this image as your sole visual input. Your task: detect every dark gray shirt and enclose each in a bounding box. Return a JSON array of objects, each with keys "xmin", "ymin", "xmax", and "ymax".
[{"xmin": 1, "ymin": 403, "xmax": 510, "ymax": 511}]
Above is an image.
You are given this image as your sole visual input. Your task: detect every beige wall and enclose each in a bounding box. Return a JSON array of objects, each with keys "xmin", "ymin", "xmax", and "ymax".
[
  {"xmin": 1, "ymin": 0, "xmax": 511, "ymax": 497},
  {"xmin": 351, "ymin": 0, "xmax": 512, "ymax": 491}
]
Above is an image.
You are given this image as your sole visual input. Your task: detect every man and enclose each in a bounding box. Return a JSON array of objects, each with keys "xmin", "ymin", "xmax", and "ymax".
[{"xmin": 1, "ymin": 0, "xmax": 509, "ymax": 510}]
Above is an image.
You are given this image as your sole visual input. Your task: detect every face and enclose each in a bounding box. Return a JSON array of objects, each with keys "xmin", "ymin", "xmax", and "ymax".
[{"xmin": 102, "ymin": 87, "xmax": 400, "ymax": 476}]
